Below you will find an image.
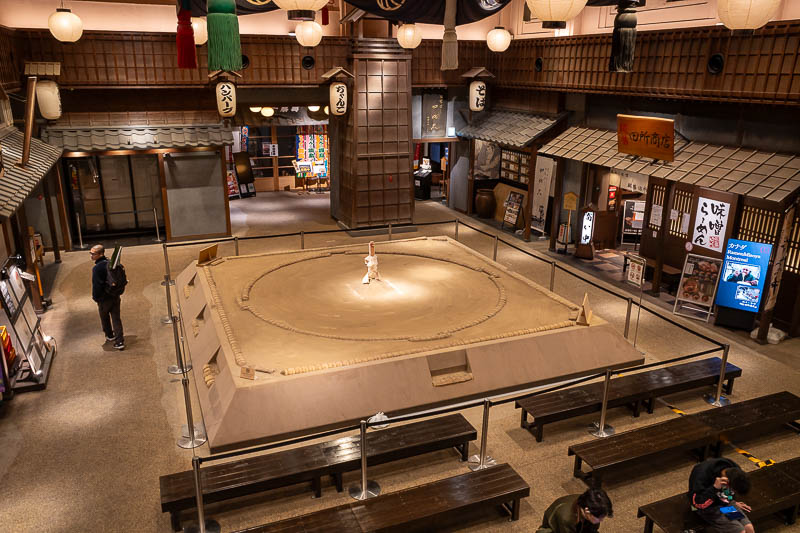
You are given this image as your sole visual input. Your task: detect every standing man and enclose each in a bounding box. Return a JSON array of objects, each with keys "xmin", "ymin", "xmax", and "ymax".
[
  {"xmin": 90, "ymin": 244, "xmax": 124, "ymax": 350},
  {"xmin": 688, "ymin": 457, "xmax": 753, "ymax": 533}
]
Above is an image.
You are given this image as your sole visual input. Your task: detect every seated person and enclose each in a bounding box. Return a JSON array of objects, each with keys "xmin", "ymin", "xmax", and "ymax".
[
  {"xmin": 537, "ymin": 488, "xmax": 613, "ymax": 532},
  {"xmin": 688, "ymin": 458, "xmax": 753, "ymax": 533}
]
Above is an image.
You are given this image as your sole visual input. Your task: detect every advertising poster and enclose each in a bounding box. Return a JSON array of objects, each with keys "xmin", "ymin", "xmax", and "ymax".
[
  {"xmin": 622, "ymin": 200, "xmax": 645, "ymax": 234},
  {"xmin": 674, "ymin": 253, "xmax": 723, "ymax": 316},
  {"xmin": 715, "ymin": 239, "xmax": 773, "ymax": 312},
  {"xmin": 692, "ymin": 197, "xmax": 730, "ymax": 253},
  {"xmin": 531, "ymin": 157, "xmax": 554, "ymax": 233}
]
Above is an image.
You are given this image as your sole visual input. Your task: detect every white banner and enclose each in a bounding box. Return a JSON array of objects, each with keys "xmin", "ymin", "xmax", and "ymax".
[
  {"xmin": 531, "ymin": 157, "xmax": 555, "ymax": 233},
  {"xmin": 692, "ymin": 196, "xmax": 730, "ymax": 253}
]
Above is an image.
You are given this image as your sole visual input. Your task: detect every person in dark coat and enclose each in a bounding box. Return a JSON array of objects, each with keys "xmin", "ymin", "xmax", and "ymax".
[
  {"xmin": 91, "ymin": 244, "xmax": 124, "ymax": 350},
  {"xmin": 688, "ymin": 458, "xmax": 753, "ymax": 533},
  {"xmin": 537, "ymin": 488, "xmax": 613, "ymax": 533}
]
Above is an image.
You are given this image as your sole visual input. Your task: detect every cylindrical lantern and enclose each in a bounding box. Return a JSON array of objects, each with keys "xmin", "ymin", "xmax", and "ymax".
[
  {"xmin": 469, "ymin": 80, "xmax": 487, "ymax": 112},
  {"xmin": 717, "ymin": 0, "xmax": 780, "ymax": 30},
  {"xmin": 295, "ymin": 21, "xmax": 323, "ymax": 47},
  {"xmin": 36, "ymin": 80, "xmax": 62, "ymax": 120},
  {"xmin": 191, "ymin": 17, "xmax": 208, "ymax": 46},
  {"xmin": 273, "ymin": 0, "xmax": 328, "ymax": 21},
  {"xmin": 329, "ymin": 82, "xmax": 347, "ymax": 116},
  {"xmin": 260, "ymin": 107, "xmax": 275, "ymax": 117},
  {"xmin": 486, "ymin": 26, "xmax": 512, "ymax": 52},
  {"xmin": 396, "ymin": 23, "xmax": 422, "ymax": 49},
  {"xmin": 216, "ymin": 81, "xmax": 236, "ymax": 117},
  {"xmin": 525, "ymin": 0, "xmax": 588, "ymax": 29},
  {"xmin": 48, "ymin": 8, "xmax": 83, "ymax": 43}
]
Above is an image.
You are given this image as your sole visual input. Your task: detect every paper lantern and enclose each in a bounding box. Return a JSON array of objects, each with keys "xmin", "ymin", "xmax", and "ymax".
[
  {"xmin": 295, "ymin": 21, "xmax": 322, "ymax": 47},
  {"xmin": 525, "ymin": 0, "xmax": 588, "ymax": 28},
  {"xmin": 396, "ymin": 24, "xmax": 422, "ymax": 49},
  {"xmin": 260, "ymin": 107, "xmax": 275, "ymax": 117},
  {"xmin": 324, "ymin": 106, "xmax": 329, "ymax": 115},
  {"xmin": 36, "ymin": 80, "xmax": 61, "ymax": 120},
  {"xmin": 216, "ymin": 81, "xmax": 236, "ymax": 117},
  {"xmin": 329, "ymin": 82, "xmax": 347, "ymax": 116},
  {"xmin": 273, "ymin": 0, "xmax": 327, "ymax": 20},
  {"xmin": 486, "ymin": 27, "xmax": 512, "ymax": 52},
  {"xmin": 249, "ymin": 106, "xmax": 262, "ymax": 112},
  {"xmin": 307, "ymin": 105, "xmax": 320, "ymax": 112},
  {"xmin": 717, "ymin": 0, "xmax": 781, "ymax": 30},
  {"xmin": 469, "ymin": 80, "xmax": 487, "ymax": 112},
  {"xmin": 48, "ymin": 8, "xmax": 83, "ymax": 43},
  {"xmin": 191, "ymin": 17, "xmax": 208, "ymax": 46}
]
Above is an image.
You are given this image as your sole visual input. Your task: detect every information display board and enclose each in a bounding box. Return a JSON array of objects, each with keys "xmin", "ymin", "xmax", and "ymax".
[
  {"xmin": 673, "ymin": 254, "xmax": 723, "ymax": 322},
  {"xmin": 715, "ymin": 239, "xmax": 772, "ymax": 312}
]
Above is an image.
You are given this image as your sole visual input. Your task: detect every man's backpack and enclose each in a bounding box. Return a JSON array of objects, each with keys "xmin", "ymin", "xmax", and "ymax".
[{"xmin": 105, "ymin": 261, "xmax": 128, "ymax": 296}]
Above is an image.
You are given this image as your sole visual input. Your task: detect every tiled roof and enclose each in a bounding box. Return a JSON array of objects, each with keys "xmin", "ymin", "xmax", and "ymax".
[
  {"xmin": 457, "ymin": 111, "xmax": 560, "ymax": 149},
  {"xmin": 41, "ymin": 124, "xmax": 234, "ymax": 152},
  {"xmin": 0, "ymin": 126, "xmax": 63, "ymax": 219},
  {"xmin": 539, "ymin": 126, "xmax": 800, "ymax": 205}
]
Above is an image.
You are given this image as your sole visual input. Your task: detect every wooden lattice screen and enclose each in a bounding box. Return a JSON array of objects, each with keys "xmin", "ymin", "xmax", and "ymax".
[
  {"xmin": 784, "ymin": 208, "xmax": 800, "ymax": 275},
  {"xmin": 669, "ymin": 188, "xmax": 694, "ymax": 238},
  {"xmin": 736, "ymin": 205, "xmax": 781, "ymax": 245},
  {"xmin": 648, "ymin": 183, "xmax": 666, "ymax": 231}
]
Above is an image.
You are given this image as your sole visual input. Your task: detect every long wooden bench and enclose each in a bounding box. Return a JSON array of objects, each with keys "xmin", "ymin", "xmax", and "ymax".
[
  {"xmin": 160, "ymin": 414, "xmax": 476, "ymax": 531},
  {"xmin": 637, "ymin": 457, "xmax": 800, "ymax": 533},
  {"xmin": 517, "ymin": 357, "xmax": 742, "ymax": 442},
  {"xmin": 233, "ymin": 463, "xmax": 530, "ymax": 532},
  {"xmin": 568, "ymin": 392, "xmax": 800, "ymax": 488}
]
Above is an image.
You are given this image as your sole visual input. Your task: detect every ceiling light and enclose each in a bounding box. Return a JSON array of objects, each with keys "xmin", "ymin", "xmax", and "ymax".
[
  {"xmin": 48, "ymin": 6, "xmax": 83, "ymax": 43},
  {"xmin": 396, "ymin": 23, "xmax": 422, "ymax": 49},
  {"xmin": 261, "ymin": 107, "xmax": 275, "ymax": 117},
  {"xmin": 295, "ymin": 21, "xmax": 322, "ymax": 47},
  {"xmin": 307, "ymin": 105, "xmax": 320, "ymax": 112},
  {"xmin": 273, "ymin": 0, "xmax": 328, "ymax": 21},
  {"xmin": 486, "ymin": 27, "xmax": 512, "ymax": 52},
  {"xmin": 249, "ymin": 106, "xmax": 262, "ymax": 112},
  {"xmin": 191, "ymin": 17, "xmax": 208, "ymax": 46}
]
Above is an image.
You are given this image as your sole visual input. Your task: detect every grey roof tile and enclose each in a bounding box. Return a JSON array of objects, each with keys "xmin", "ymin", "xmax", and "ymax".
[
  {"xmin": 41, "ymin": 124, "xmax": 234, "ymax": 152},
  {"xmin": 0, "ymin": 126, "xmax": 62, "ymax": 219},
  {"xmin": 456, "ymin": 111, "xmax": 559, "ymax": 148}
]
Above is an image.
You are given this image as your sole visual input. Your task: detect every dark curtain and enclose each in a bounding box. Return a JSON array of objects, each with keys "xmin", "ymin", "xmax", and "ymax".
[{"xmin": 189, "ymin": 0, "xmax": 280, "ymax": 16}]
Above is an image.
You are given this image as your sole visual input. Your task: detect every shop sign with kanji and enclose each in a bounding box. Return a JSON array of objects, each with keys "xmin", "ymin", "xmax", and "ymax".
[
  {"xmin": 691, "ymin": 197, "xmax": 730, "ymax": 253},
  {"xmin": 617, "ymin": 114, "xmax": 674, "ymax": 162}
]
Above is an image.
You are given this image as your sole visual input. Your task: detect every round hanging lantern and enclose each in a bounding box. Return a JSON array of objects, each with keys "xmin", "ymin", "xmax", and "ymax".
[
  {"xmin": 525, "ymin": 0, "xmax": 588, "ymax": 29},
  {"xmin": 717, "ymin": 0, "xmax": 780, "ymax": 30},
  {"xmin": 469, "ymin": 80, "xmax": 487, "ymax": 112},
  {"xmin": 273, "ymin": 0, "xmax": 327, "ymax": 21},
  {"xmin": 260, "ymin": 107, "xmax": 275, "ymax": 117},
  {"xmin": 307, "ymin": 105, "xmax": 320, "ymax": 112},
  {"xmin": 48, "ymin": 8, "xmax": 83, "ymax": 43},
  {"xmin": 191, "ymin": 17, "xmax": 208, "ymax": 46},
  {"xmin": 396, "ymin": 23, "xmax": 422, "ymax": 49},
  {"xmin": 329, "ymin": 82, "xmax": 347, "ymax": 116},
  {"xmin": 486, "ymin": 27, "xmax": 512, "ymax": 52},
  {"xmin": 295, "ymin": 21, "xmax": 323, "ymax": 47},
  {"xmin": 215, "ymin": 81, "xmax": 236, "ymax": 117},
  {"xmin": 324, "ymin": 106, "xmax": 329, "ymax": 115},
  {"xmin": 36, "ymin": 80, "xmax": 62, "ymax": 120},
  {"xmin": 249, "ymin": 106, "xmax": 262, "ymax": 112}
]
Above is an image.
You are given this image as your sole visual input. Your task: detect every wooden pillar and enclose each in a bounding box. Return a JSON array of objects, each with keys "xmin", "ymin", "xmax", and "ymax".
[
  {"xmin": 523, "ymin": 147, "xmax": 536, "ymax": 242},
  {"xmin": 1, "ymin": 218, "xmax": 12, "ymax": 258},
  {"xmin": 467, "ymin": 139, "xmax": 475, "ymax": 215},
  {"xmin": 54, "ymin": 163, "xmax": 72, "ymax": 251},
  {"xmin": 157, "ymin": 153, "xmax": 172, "ymax": 241},
  {"xmin": 549, "ymin": 158, "xmax": 564, "ymax": 251},
  {"xmin": 41, "ymin": 171, "xmax": 61, "ymax": 263},
  {"xmin": 651, "ymin": 180, "xmax": 675, "ymax": 296}
]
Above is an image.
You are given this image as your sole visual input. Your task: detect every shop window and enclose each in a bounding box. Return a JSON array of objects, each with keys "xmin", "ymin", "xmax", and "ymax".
[
  {"xmin": 668, "ymin": 189, "xmax": 694, "ymax": 238},
  {"xmin": 736, "ymin": 205, "xmax": 780, "ymax": 246}
]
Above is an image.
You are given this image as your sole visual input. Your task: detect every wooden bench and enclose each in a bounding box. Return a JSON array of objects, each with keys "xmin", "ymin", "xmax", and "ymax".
[
  {"xmin": 517, "ymin": 357, "xmax": 742, "ymax": 442},
  {"xmin": 160, "ymin": 414, "xmax": 476, "ymax": 531},
  {"xmin": 568, "ymin": 392, "xmax": 800, "ymax": 488},
  {"xmin": 233, "ymin": 463, "xmax": 530, "ymax": 532},
  {"xmin": 637, "ymin": 457, "xmax": 800, "ymax": 533}
]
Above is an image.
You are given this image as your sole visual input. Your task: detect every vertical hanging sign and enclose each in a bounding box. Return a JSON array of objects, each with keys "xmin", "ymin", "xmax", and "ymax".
[{"xmin": 691, "ymin": 196, "xmax": 730, "ymax": 253}]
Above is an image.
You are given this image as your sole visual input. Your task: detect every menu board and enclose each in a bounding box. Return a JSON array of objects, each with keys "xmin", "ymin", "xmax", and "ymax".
[
  {"xmin": 502, "ymin": 191, "xmax": 524, "ymax": 227},
  {"xmin": 500, "ymin": 149, "xmax": 530, "ymax": 184}
]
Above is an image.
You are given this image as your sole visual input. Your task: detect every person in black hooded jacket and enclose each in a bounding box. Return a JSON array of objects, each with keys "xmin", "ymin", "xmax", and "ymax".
[{"xmin": 688, "ymin": 458, "xmax": 753, "ymax": 533}]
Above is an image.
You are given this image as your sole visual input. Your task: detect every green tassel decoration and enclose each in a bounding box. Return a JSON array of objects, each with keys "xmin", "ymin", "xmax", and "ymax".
[{"xmin": 207, "ymin": 0, "xmax": 242, "ymax": 72}]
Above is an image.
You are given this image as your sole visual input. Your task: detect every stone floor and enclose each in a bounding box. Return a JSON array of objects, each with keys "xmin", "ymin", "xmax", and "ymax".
[{"xmin": 0, "ymin": 191, "xmax": 797, "ymax": 532}]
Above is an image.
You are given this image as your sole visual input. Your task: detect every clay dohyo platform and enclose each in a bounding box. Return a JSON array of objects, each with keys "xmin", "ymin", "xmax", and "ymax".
[{"xmin": 176, "ymin": 236, "xmax": 644, "ymax": 452}]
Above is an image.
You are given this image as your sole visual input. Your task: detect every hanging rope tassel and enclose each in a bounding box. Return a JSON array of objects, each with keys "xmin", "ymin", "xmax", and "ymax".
[
  {"xmin": 441, "ymin": 0, "xmax": 458, "ymax": 71},
  {"xmin": 207, "ymin": 0, "xmax": 242, "ymax": 72},
  {"xmin": 176, "ymin": 2, "xmax": 197, "ymax": 69},
  {"xmin": 609, "ymin": 0, "xmax": 637, "ymax": 73}
]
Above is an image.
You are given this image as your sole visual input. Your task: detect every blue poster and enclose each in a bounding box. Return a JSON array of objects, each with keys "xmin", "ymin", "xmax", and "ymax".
[{"xmin": 715, "ymin": 239, "xmax": 773, "ymax": 312}]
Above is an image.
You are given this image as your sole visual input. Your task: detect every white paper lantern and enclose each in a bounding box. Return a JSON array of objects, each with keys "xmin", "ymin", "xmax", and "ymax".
[
  {"xmin": 307, "ymin": 105, "xmax": 320, "ymax": 112},
  {"xmin": 216, "ymin": 81, "xmax": 236, "ymax": 117},
  {"xmin": 486, "ymin": 27, "xmax": 512, "ymax": 52},
  {"xmin": 329, "ymin": 82, "xmax": 347, "ymax": 116},
  {"xmin": 48, "ymin": 8, "xmax": 83, "ymax": 43},
  {"xmin": 260, "ymin": 107, "xmax": 275, "ymax": 117},
  {"xmin": 717, "ymin": 0, "xmax": 781, "ymax": 30},
  {"xmin": 274, "ymin": 0, "xmax": 328, "ymax": 20},
  {"xmin": 191, "ymin": 17, "xmax": 208, "ymax": 46},
  {"xmin": 469, "ymin": 80, "xmax": 487, "ymax": 112},
  {"xmin": 525, "ymin": 0, "xmax": 588, "ymax": 27},
  {"xmin": 396, "ymin": 24, "xmax": 422, "ymax": 49},
  {"xmin": 295, "ymin": 21, "xmax": 323, "ymax": 47},
  {"xmin": 36, "ymin": 80, "xmax": 62, "ymax": 120},
  {"xmin": 249, "ymin": 106, "xmax": 262, "ymax": 112}
]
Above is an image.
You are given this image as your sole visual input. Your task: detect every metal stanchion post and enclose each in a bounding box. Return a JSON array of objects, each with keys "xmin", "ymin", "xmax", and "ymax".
[
  {"xmin": 705, "ymin": 344, "xmax": 731, "ymax": 407},
  {"xmin": 167, "ymin": 279, "xmax": 191, "ymax": 374},
  {"xmin": 74, "ymin": 213, "xmax": 88, "ymax": 249},
  {"xmin": 161, "ymin": 243, "xmax": 174, "ymax": 286},
  {"xmin": 177, "ymin": 365, "xmax": 204, "ymax": 448},
  {"xmin": 492, "ymin": 235, "xmax": 498, "ymax": 261},
  {"xmin": 388, "ymin": 222, "xmax": 393, "ymax": 241},
  {"xmin": 234, "ymin": 236, "xmax": 239, "ymax": 256},
  {"xmin": 454, "ymin": 219, "xmax": 459, "ymax": 241},
  {"xmin": 468, "ymin": 399, "xmax": 497, "ymax": 471},
  {"xmin": 624, "ymin": 297, "xmax": 633, "ymax": 339},
  {"xmin": 300, "ymin": 230, "xmax": 305, "ymax": 250},
  {"xmin": 182, "ymin": 457, "xmax": 220, "ymax": 533},
  {"xmin": 590, "ymin": 369, "xmax": 615, "ymax": 437},
  {"xmin": 162, "ymin": 273, "xmax": 174, "ymax": 326},
  {"xmin": 349, "ymin": 420, "xmax": 381, "ymax": 500},
  {"xmin": 153, "ymin": 208, "xmax": 162, "ymax": 243},
  {"xmin": 550, "ymin": 261, "xmax": 556, "ymax": 291}
]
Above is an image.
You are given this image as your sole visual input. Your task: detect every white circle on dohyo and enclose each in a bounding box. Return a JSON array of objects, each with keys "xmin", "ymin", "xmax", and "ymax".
[{"xmin": 240, "ymin": 251, "xmax": 507, "ymax": 342}]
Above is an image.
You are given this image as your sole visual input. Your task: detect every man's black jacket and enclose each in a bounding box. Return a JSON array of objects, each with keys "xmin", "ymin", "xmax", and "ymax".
[{"xmin": 92, "ymin": 256, "xmax": 110, "ymax": 303}]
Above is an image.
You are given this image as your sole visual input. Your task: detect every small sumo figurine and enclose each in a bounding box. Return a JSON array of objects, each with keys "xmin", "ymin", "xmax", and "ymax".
[{"xmin": 362, "ymin": 241, "xmax": 381, "ymax": 284}]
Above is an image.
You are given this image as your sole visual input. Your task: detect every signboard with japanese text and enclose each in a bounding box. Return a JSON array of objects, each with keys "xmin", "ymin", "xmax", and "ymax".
[
  {"xmin": 563, "ymin": 191, "xmax": 578, "ymax": 211},
  {"xmin": 626, "ymin": 255, "xmax": 645, "ymax": 287},
  {"xmin": 617, "ymin": 170, "xmax": 648, "ymax": 194},
  {"xmin": 674, "ymin": 254, "xmax": 723, "ymax": 321},
  {"xmin": 580, "ymin": 211, "xmax": 594, "ymax": 245},
  {"xmin": 650, "ymin": 204, "xmax": 663, "ymax": 226},
  {"xmin": 716, "ymin": 239, "xmax": 773, "ymax": 313},
  {"xmin": 617, "ymin": 114, "xmax": 674, "ymax": 161},
  {"xmin": 691, "ymin": 197, "xmax": 730, "ymax": 253}
]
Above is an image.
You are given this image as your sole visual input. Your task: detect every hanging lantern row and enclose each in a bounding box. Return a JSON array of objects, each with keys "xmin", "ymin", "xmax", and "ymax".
[{"xmin": 274, "ymin": 0, "xmax": 328, "ymax": 21}]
